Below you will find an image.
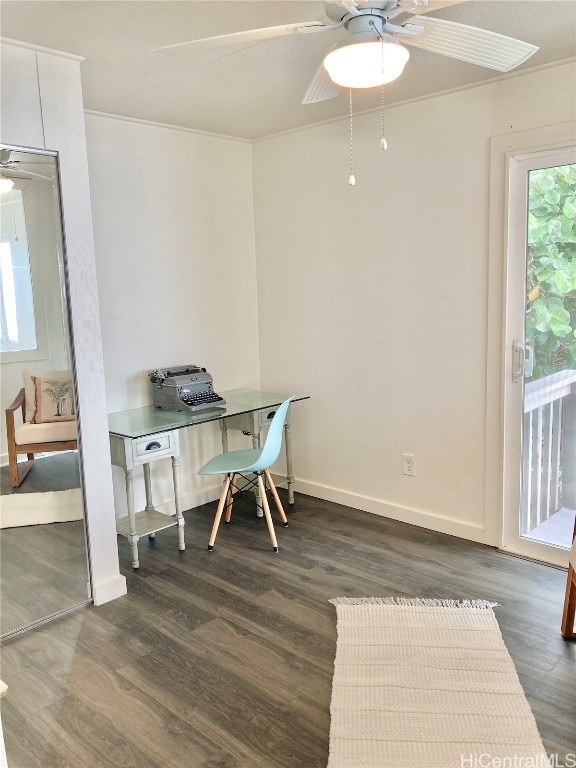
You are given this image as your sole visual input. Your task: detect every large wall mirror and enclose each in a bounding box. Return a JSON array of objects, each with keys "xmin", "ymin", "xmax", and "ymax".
[{"xmin": 0, "ymin": 145, "xmax": 90, "ymax": 638}]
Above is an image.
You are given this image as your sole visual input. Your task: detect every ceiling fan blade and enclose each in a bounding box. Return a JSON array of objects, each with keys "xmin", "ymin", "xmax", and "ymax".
[
  {"xmin": 405, "ymin": 0, "xmax": 468, "ymax": 14},
  {"xmin": 153, "ymin": 21, "xmax": 341, "ymax": 57},
  {"xmin": 404, "ymin": 16, "xmax": 538, "ymax": 71},
  {"xmin": 302, "ymin": 63, "xmax": 342, "ymax": 104},
  {"xmin": 1, "ymin": 169, "xmax": 53, "ymax": 182},
  {"xmin": 324, "ymin": 0, "xmax": 360, "ymax": 19}
]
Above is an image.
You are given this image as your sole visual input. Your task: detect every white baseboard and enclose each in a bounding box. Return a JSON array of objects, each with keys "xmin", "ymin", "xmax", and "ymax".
[
  {"xmin": 293, "ymin": 478, "xmax": 487, "ymax": 545},
  {"xmin": 113, "ymin": 477, "xmax": 486, "ymax": 546},
  {"xmin": 92, "ymin": 573, "xmax": 127, "ymax": 605},
  {"xmin": 157, "ymin": 484, "xmax": 222, "ymax": 515}
]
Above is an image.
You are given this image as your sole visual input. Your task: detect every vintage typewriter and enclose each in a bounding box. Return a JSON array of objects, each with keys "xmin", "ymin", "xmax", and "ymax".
[{"xmin": 148, "ymin": 365, "xmax": 226, "ymax": 413}]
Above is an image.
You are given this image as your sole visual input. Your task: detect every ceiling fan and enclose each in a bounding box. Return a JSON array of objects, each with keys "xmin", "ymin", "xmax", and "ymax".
[{"xmin": 152, "ymin": 0, "xmax": 539, "ymax": 104}]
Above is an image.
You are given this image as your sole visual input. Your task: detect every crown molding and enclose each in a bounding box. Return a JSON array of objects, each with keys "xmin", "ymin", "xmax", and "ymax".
[
  {"xmin": 84, "ymin": 110, "xmax": 251, "ymax": 144},
  {"xmin": 0, "ymin": 37, "xmax": 84, "ymax": 62},
  {"xmin": 255, "ymin": 57, "xmax": 576, "ymax": 143}
]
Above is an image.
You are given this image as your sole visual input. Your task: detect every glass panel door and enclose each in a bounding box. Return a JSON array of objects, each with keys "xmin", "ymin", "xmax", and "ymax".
[
  {"xmin": 502, "ymin": 147, "xmax": 576, "ymax": 566},
  {"xmin": 521, "ymin": 163, "xmax": 576, "ymax": 550}
]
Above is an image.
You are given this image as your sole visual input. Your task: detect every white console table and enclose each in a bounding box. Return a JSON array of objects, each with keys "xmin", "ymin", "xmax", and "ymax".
[
  {"xmin": 109, "ymin": 430, "xmax": 185, "ymax": 570},
  {"xmin": 108, "ymin": 389, "xmax": 309, "ymax": 569}
]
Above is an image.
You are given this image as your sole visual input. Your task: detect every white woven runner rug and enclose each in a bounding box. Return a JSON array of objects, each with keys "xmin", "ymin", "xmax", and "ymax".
[
  {"xmin": 0, "ymin": 488, "xmax": 83, "ymax": 528},
  {"xmin": 328, "ymin": 598, "xmax": 549, "ymax": 768}
]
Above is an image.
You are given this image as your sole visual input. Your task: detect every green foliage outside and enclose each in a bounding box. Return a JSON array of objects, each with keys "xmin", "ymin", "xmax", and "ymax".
[{"xmin": 526, "ymin": 163, "xmax": 576, "ymax": 379}]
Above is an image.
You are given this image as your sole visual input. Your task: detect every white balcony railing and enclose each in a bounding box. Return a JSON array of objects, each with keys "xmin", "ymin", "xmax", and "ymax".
[{"xmin": 522, "ymin": 370, "xmax": 576, "ymax": 535}]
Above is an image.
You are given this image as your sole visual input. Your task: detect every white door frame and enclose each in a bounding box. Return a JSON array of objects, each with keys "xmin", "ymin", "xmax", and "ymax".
[
  {"xmin": 485, "ymin": 122, "xmax": 576, "ymax": 564},
  {"xmin": 501, "ymin": 145, "xmax": 576, "ymax": 566}
]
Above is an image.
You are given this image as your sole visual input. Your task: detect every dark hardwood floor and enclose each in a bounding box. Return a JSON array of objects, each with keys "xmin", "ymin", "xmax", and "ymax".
[{"xmin": 1, "ymin": 492, "xmax": 575, "ymax": 767}]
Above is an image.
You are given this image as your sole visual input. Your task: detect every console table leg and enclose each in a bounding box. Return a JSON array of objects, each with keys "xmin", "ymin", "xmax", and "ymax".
[
  {"xmin": 284, "ymin": 418, "xmax": 295, "ymax": 505},
  {"xmin": 220, "ymin": 420, "xmax": 229, "ymax": 453},
  {"xmin": 253, "ymin": 432, "xmax": 264, "ymax": 517},
  {"xmin": 143, "ymin": 462, "xmax": 155, "ymax": 513},
  {"xmin": 124, "ymin": 468, "xmax": 139, "ymax": 569},
  {"xmin": 172, "ymin": 455, "xmax": 185, "ymax": 551}
]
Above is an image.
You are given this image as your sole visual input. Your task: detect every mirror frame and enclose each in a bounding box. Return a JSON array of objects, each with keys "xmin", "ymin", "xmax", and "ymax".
[{"xmin": 1, "ymin": 144, "xmax": 91, "ymax": 632}]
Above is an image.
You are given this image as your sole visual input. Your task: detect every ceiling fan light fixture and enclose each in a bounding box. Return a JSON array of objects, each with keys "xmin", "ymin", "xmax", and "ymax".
[
  {"xmin": 323, "ymin": 38, "xmax": 410, "ymax": 89},
  {"xmin": 0, "ymin": 176, "xmax": 15, "ymax": 194}
]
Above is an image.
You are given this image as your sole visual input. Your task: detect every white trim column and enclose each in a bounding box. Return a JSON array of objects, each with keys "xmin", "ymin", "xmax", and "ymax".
[{"xmin": 1, "ymin": 40, "xmax": 126, "ymax": 604}]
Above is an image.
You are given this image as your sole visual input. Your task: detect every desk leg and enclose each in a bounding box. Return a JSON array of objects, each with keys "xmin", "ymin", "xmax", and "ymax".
[
  {"xmin": 124, "ymin": 468, "xmax": 140, "ymax": 569},
  {"xmin": 143, "ymin": 462, "xmax": 154, "ymax": 513},
  {"xmin": 172, "ymin": 455, "xmax": 185, "ymax": 551},
  {"xmin": 284, "ymin": 420, "xmax": 295, "ymax": 505},
  {"xmin": 220, "ymin": 420, "xmax": 229, "ymax": 453},
  {"xmin": 253, "ymin": 432, "xmax": 264, "ymax": 518},
  {"xmin": 219, "ymin": 421, "xmax": 234, "ymax": 517},
  {"xmin": 143, "ymin": 462, "xmax": 158, "ymax": 541}
]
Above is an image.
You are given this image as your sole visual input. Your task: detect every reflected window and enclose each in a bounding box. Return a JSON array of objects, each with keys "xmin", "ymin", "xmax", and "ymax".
[{"xmin": 0, "ymin": 190, "xmax": 37, "ymax": 352}]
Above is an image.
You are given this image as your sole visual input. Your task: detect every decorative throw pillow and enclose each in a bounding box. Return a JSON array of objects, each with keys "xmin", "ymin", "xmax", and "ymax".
[
  {"xmin": 32, "ymin": 375, "xmax": 76, "ymax": 423},
  {"xmin": 23, "ymin": 369, "xmax": 72, "ymax": 423}
]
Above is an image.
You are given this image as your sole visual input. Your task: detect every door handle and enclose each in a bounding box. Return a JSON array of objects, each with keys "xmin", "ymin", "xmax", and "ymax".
[{"xmin": 512, "ymin": 340, "xmax": 525, "ymax": 383}]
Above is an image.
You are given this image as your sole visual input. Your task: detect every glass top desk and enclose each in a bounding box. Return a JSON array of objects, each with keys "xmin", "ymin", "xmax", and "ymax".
[
  {"xmin": 108, "ymin": 389, "xmax": 308, "ymax": 442},
  {"xmin": 108, "ymin": 389, "xmax": 309, "ymax": 568}
]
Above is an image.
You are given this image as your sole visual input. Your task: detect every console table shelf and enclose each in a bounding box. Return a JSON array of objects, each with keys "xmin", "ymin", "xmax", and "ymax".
[{"xmin": 115, "ymin": 509, "xmax": 179, "ymax": 538}]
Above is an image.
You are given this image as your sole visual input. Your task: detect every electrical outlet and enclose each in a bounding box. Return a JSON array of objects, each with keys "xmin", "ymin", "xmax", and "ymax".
[{"xmin": 402, "ymin": 453, "xmax": 416, "ymax": 476}]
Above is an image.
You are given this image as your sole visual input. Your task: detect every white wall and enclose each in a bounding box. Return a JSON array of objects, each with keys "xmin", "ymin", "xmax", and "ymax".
[
  {"xmin": 1, "ymin": 41, "xmax": 126, "ymax": 605},
  {"xmin": 85, "ymin": 115, "xmax": 260, "ymax": 516},
  {"xmin": 252, "ymin": 62, "xmax": 576, "ymax": 544},
  {"xmin": 81, "ymin": 62, "xmax": 574, "ymax": 547}
]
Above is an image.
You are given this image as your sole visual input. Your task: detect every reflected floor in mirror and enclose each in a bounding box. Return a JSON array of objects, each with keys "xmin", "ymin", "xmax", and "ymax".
[
  {"xmin": 1, "ymin": 451, "xmax": 80, "ymax": 496},
  {"xmin": 0, "ymin": 452, "xmax": 89, "ymax": 637}
]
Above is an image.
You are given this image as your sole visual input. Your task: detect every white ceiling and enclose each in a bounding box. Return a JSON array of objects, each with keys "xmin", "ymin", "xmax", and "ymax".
[{"xmin": 1, "ymin": 1, "xmax": 575, "ymax": 140}]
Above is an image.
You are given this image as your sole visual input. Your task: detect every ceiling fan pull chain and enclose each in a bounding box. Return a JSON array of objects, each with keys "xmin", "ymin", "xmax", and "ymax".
[
  {"xmin": 348, "ymin": 88, "xmax": 356, "ymax": 186},
  {"xmin": 380, "ymin": 40, "xmax": 388, "ymax": 151},
  {"xmin": 380, "ymin": 86, "xmax": 388, "ymax": 151}
]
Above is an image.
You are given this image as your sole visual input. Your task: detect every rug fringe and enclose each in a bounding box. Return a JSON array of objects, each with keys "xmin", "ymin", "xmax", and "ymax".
[{"xmin": 329, "ymin": 597, "xmax": 499, "ymax": 609}]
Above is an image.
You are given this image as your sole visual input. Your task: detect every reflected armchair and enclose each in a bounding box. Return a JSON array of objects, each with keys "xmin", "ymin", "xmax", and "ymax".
[{"xmin": 5, "ymin": 372, "xmax": 77, "ymax": 487}]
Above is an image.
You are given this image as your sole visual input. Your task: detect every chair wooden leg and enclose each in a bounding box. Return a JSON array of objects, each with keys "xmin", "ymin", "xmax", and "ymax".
[
  {"xmin": 8, "ymin": 446, "xmax": 19, "ymax": 487},
  {"xmin": 225, "ymin": 474, "xmax": 236, "ymax": 525},
  {"xmin": 208, "ymin": 475, "xmax": 231, "ymax": 552},
  {"xmin": 561, "ymin": 565, "xmax": 576, "ymax": 639},
  {"xmin": 8, "ymin": 447, "xmax": 34, "ymax": 488},
  {"xmin": 264, "ymin": 469, "xmax": 288, "ymax": 527},
  {"xmin": 256, "ymin": 474, "xmax": 279, "ymax": 552}
]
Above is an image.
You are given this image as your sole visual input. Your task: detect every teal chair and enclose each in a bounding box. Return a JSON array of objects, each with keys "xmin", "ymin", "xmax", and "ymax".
[{"xmin": 198, "ymin": 397, "xmax": 294, "ymax": 552}]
